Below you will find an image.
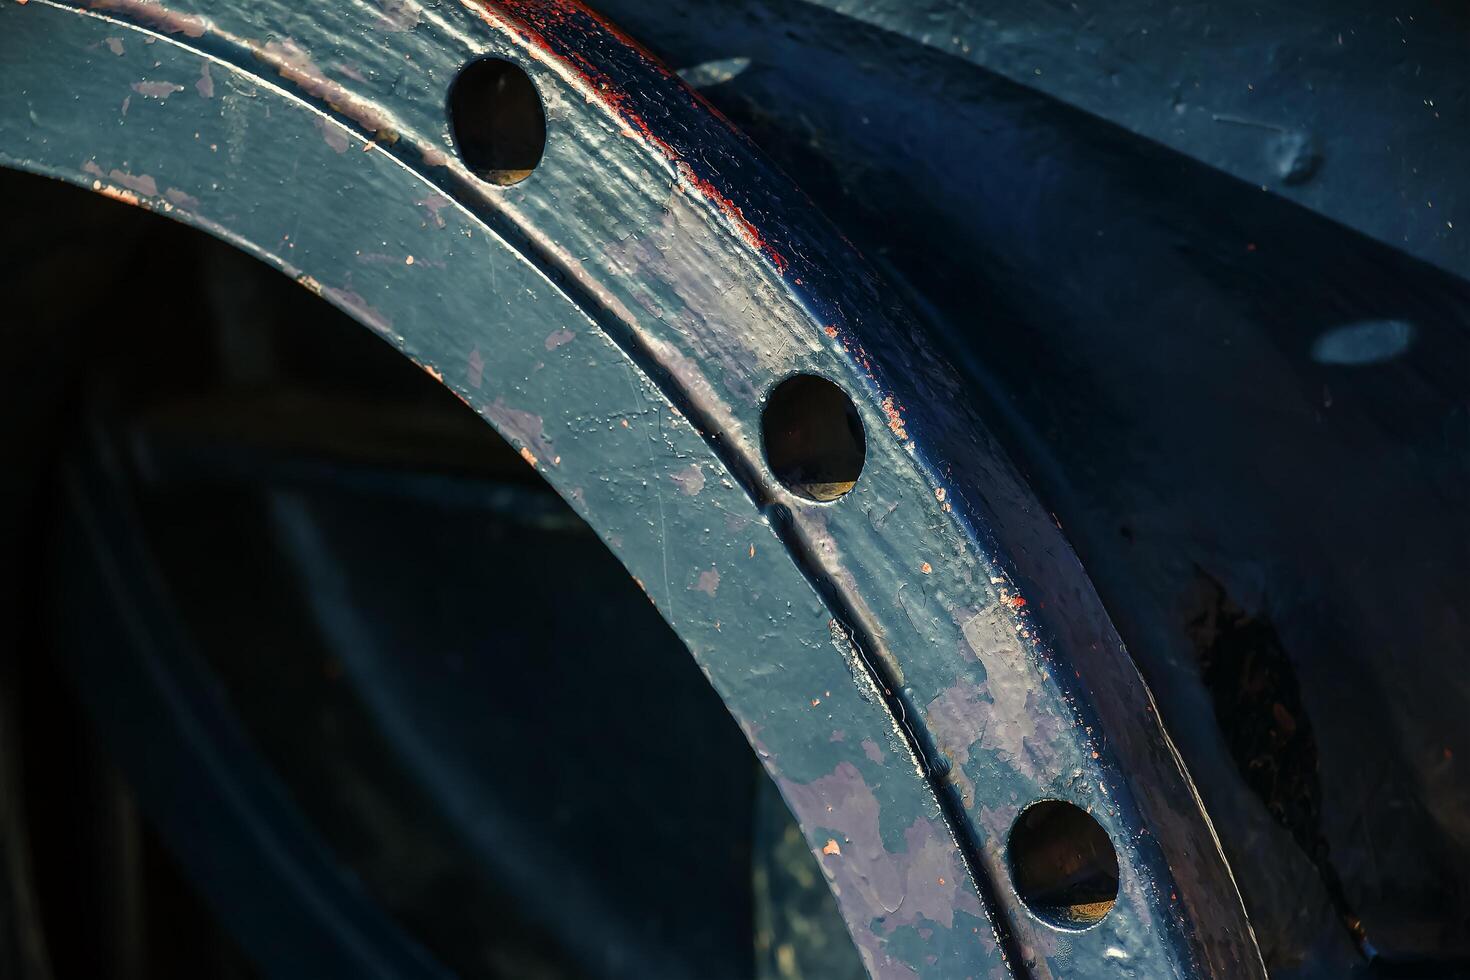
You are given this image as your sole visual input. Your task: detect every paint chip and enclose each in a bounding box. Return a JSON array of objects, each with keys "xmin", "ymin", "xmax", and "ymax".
[
  {"xmin": 694, "ymin": 567, "xmax": 720, "ymax": 597},
  {"xmin": 544, "ymin": 328, "xmax": 576, "ymax": 351},
  {"xmin": 670, "ymin": 463, "xmax": 705, "ymax": 496},
  {"xmin": 822, "ymin": 839, "xmax": 841, "ymax": 856},
  {"xmin": 131, "ymin": 80, "xmax": 185, "ymax": 100}
]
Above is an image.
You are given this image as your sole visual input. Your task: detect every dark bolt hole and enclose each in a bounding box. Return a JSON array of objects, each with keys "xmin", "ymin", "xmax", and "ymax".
[
  {"xmin": 1007, "ymin": 800, "xmax": 1120, "ymax": 929},
  {"xmin": 760, "ymin": 374, "xmax": 866, "ymax": 502},
  {"xmin": 448, "ymin": 57, "xmax": 546, "ymax": 186}
]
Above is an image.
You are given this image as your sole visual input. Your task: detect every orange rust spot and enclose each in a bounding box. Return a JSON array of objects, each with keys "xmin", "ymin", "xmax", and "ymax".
[
  {"xmin": 296, "ymin": 274, "xmax": 323, "ymax": 296},
  {"xmin": 824, "ymin": 325, "xmax": 839, "ymax": 338},
  {"xmin": 920, "ymin": 562, "xmax": 932, "ymax": 574},
  {"xmin": 935, "ymin": 487, "xmax": 946, "ymax": 502},
  {"xmin": 937, "ymin": 877, "xmax": 946, "ymax": 885},
  {"xmin": 749, "ymin": 544, "xmax": 755, "ymax": 558},
  {"xmin": 519, "ymin": 446, "xmax": 538, "ymax": 467},
  {"xmin": 822, "ymin": 839, "xmax": 841, "ymax": 856},
  {"xmin": 620, "ymin": 418, "xmax": 630, "ymax": 428},
  {"xmin": 880, "ymin": 396, "xmax": 908, "ymax": 440},
  {"xmin": 810, "ymin": 698, "xmax": 821, "ymax": 707},
  {"xmin": 422, "ymin": 364, "xmax": 444, "ymax": 383},
  {"xmin": 94, "ymin": 182, "xmax": 141, "ymax": 206},
  {"xmin": 1006, "ymin": 595, "xmax": 1027, "ymax": 608}
]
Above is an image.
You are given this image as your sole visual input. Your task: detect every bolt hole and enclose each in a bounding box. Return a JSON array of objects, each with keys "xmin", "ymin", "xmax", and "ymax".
[
  {"xmin": 1007, "ymin": 800, "xmax": 1120, "ymax": 929},
  {"xmin": 761, "ymin": 374, "xmax": 865, "ymax": 502},
  {"xmin": 448, "ymin": 58, "xmax": 546, "ymax": 186}
]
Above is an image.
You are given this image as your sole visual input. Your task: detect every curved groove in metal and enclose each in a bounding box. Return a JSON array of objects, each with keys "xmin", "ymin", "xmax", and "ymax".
[{"xmin": 0, "ymin": 1, "xmax": 1266, "ymax": 976}]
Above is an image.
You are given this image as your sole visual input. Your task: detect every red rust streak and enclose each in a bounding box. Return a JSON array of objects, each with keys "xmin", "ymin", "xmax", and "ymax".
[
  {"xmin": 494, "ymin": 0, "xmax": 674, "ymax": 78},
  {"xmin": 463, "ymin": 0, "xmax": 791, "ymax": 274}
]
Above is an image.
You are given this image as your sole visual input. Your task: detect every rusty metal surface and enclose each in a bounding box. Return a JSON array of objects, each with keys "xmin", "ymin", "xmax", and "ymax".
[{"xmin": 0, "ymin": 2, "xmax": 1269, "ymax": 977}]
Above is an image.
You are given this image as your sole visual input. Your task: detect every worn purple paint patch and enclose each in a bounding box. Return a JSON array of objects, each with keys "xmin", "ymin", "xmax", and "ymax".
[
  {"xmin": 316, "ymin": 117, "xmax": 350, "ymax": 154},
  {"xmin": 373, "ymin": 0, "xmax": 420, "ymax": 31},
  {"xmin": 80, "ymin": 160, "xmax": 157, "ymax": 198},
  {"xmin": 254, "ymin": 36, "xmax": 397, "ymax": 143},
  {"xmin": 466, "ymin": 348, "xmax": 484, "ymax": 388},
  {"xmin": 105, "ymin": 37, "xmax": 124, "ymax": 56},
  {"xmin": 544, "ymin": 328, "xmax": 576, "ymax": 350},
  {"xmin": 165, "ymin": 187, "xmax": 200, "ymax": 209},
  {"xmin": 919, "ymin": 606, "xmax": 1067, "ymax": 784},
  {"xmin": 670, "ymin": 463, "xmax": 705, "ymax": 496},
  {"xmin": 693, "ymin": 567, "xmax": 720, "ymax": 596},
  {"xmin": 416, "ymin": 194, "xmax": 451, "ymax": 228},
  {"xmin": 321, "ymin": 286, "xmax": 391, "ymax": 335},
  {"xmin": 131, "ymin": 80, "xmax": 184, "ymax": 100},
  {"xmin": 780, "ymin": 761, "xmax": 992, "ymax": 976},
  {"xmin": 195, "ymin": 62, "xmax": 214, "ymax": 98},
  {"xmin": 484, "ymin": 398, "xmax": 556, "ymax": 465}
]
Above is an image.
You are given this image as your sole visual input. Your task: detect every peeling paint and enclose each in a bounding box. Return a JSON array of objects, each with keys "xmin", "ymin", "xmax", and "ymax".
[
  {"xmin": 467, "ymin": 347, "xmax": 485, "ymax": 388},
  {"xmin": 544, "ymin": 327, "xmax": 576, "ymax": 350},
  {"xmin": 316, "ymin": 116, "xmax": 350, "ymax": 153},
  {"xmin": 164, "ymin": 186, "xmax": 199, "ymax": 209},
  {"xmin": 670, "ymin": 463, "xmax": 705, "ymax": 496},
  {"xmin": 693, "ymin": 566, "xmax": 720, "ymax": 596},
  {"xmin": 131, "ymin": 80, "xmax": 184, "ymax": 100},
  {"xmin": 485, "ymin": 398, "xmax": 556, "ymax": 465}
]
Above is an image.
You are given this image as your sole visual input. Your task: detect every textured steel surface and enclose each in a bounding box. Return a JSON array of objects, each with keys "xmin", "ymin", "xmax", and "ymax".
[
  {"xmin": 577, "ymin": 5, "xmax": 1470, "ymax": 974},
  {"xmin": 0, "ymin": 2, "xmax": 1270, "ymax": 977}
]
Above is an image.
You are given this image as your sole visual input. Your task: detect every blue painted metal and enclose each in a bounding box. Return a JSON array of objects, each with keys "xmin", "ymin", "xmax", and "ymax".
[
  {"xmin": 0, "ymin": 2, "xmax": 1272, "ymax": 977},
  {"xmin": 765, "ymin": 0, "xmax": 1468, "ymax": 279},
  {"xmin": 580, "ymin": 4, "xmax": 1470, "ymax": 975}
]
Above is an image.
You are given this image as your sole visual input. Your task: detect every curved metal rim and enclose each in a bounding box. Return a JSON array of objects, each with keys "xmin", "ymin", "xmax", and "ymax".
[{"xmin": 0, "ymin": 2, "xmax": 1266, "ymax": 977}]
